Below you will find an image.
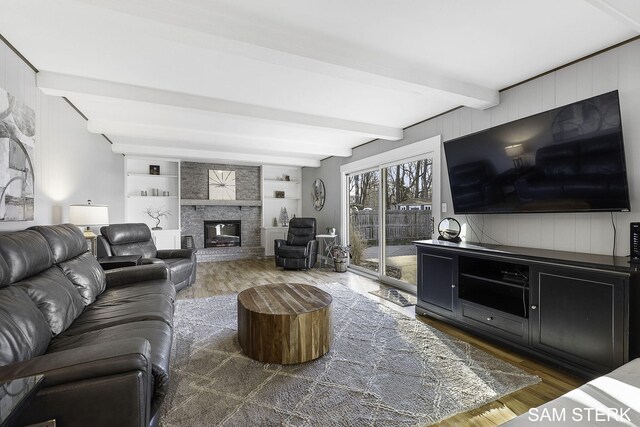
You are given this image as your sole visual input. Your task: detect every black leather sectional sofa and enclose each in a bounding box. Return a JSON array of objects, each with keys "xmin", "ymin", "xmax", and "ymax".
[
  {"xmin": 0, "ymin": 224, "xmax": 175, "ymax": 427},
  {"xmin": 515, "ymin": 134, "xmax": 627, "ymax": 205}
]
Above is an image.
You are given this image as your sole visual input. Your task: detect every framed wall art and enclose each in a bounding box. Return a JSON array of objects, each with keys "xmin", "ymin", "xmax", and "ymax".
[
  {"xmin": 312, "ymin": 179, "xmax": 325, "ymax": 211},
  {"xmin": 0, "ymin": 87, "xmax": 35, "ymax": 221}
]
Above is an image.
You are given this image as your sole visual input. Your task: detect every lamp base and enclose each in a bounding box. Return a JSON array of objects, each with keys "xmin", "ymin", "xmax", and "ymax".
[
  {"xmin": 83, "ymin": 227, "xmax": 96, "ymax": 238},
  {"xmin": 512, "ymin": 157, "xmax": 524, "ymax": 168}
]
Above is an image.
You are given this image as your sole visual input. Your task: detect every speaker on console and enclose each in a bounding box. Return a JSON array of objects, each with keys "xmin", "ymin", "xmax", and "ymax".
[{"xmin": 631, "ymin": 222, "xmax": 640, "ymax": 263}]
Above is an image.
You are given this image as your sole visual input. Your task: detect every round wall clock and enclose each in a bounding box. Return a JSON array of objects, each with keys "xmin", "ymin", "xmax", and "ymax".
[{"xmin": 312, "ymin": 179, "xmax": 326, "ymax": 211}]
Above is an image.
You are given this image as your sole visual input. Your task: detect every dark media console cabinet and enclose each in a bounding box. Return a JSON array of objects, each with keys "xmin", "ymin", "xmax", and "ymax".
[{"xmin": 415, "ymin": 240, "xmax": 640, "ymax": 377}]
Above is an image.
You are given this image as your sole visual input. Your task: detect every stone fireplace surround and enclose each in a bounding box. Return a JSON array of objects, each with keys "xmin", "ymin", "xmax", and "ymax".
[{"xmin": 180, "ymin": 162, "xmax": 263, "ymax": 261}]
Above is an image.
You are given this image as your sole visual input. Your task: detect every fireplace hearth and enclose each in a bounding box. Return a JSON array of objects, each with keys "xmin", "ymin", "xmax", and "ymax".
[{"xmin": 204, "ymin": 220, "xmax": 241, "ymax": 248}]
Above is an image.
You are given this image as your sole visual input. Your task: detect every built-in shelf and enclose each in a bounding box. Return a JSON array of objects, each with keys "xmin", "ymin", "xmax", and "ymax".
[
  {"xmin": 181, "ymin": 199, "xmax": 262, "ymax": 207},
  {"xmin": 263, "ymin": 179, "xmax": 299, "ymax": 184},
  {"xmin": 459, "ymin": 272, "xmax": 528, "ymax": 290},
  {"xmin": 125, "ymin": 158, "xmax": 181, "ymax": 236},
  {"xmin": 127, "ymin": 173, "xmax": 178, "ymax": 178},
  {"xmin": 264, "ymin": 197, "xmax": 300, "ymax": 200},
  {"xmin": 128, "ymin": 196, "xmax": 178, "ymax": 199}
]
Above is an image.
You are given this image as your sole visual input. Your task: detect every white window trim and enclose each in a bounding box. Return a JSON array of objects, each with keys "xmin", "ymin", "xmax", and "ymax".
[{"xmin": 339, "ymin": 135, "xmax": 442, "ymax": 282}]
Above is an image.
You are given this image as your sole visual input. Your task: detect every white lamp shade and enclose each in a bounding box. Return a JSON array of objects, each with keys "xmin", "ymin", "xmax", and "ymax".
[
  {"xmin": 504, "ymin": 144, "xmax": 525, "ymax": 157},
  {"xmin": 69, "ymin": 204, "xmax": 109, "ymax": 226}
]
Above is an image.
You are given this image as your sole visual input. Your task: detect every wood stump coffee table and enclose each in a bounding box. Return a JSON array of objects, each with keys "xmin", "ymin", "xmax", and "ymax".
[{"xmin": 237, "ymin": 283, "xmax": 332, "ymax": 364}]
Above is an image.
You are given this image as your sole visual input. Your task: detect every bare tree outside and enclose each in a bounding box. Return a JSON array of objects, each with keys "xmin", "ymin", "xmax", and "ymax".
[{"xmin": 348, "ymin": 158, "xmax": 433, "ymax": 284}]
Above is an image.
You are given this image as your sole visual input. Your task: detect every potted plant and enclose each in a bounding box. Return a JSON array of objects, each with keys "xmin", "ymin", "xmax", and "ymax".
[
  {"xmin": 329, "ymin": 244, "xmax": 351, "ymax": 273},
  {"xmin": 144, "ymin": 207, "xmax": 171, "ymax": 230}
]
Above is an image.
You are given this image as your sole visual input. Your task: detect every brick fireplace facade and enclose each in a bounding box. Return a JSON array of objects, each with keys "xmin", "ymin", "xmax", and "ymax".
[{"xmin": 180, "ymin": 162, "xmax": 263, "ymax": 261}]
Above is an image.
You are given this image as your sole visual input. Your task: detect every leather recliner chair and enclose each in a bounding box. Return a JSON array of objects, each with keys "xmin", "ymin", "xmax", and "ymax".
[
  {"xmin": 97, "ymin": 223, "xmax": 196, "ymax": 292},
  {"xmin": 274, "ymin": 217, "xmax": 318, "ymax": 270}
]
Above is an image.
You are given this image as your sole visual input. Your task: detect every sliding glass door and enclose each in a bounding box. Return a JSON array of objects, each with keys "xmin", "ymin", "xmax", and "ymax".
[
  {"xmin": 382, "ymin": 158, "xmax": 433, "ymax": 286},
  {"xmin": 348, "ymin": 169, "xmax": 380, "ymax": 274},
  {"xmin": 342, "ymin": 137, "xmax": 440, "ymax": 292}
]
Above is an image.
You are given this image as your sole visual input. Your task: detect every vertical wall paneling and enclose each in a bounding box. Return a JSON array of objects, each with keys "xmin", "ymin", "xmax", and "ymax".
[
  {"xmin": 470, "ymin": 105, "xmax": 492, "ymax": 133},
  {"xmin": 541, "ymin": 73, "xmax": 557, "ymax": 110},
  {"xmin": 554, "ymin": 213, "xmax": 576, "ymax": 252},
  {"xmin": 575, "ymin": 60, "xmax": 594, "ymax": 100},
  {"xmin": 548, "ymin": 45, "xmax": 576, "ymax": 246},
  {"xmin": 459, "ymin": 108, "xmax": 472, "ymax": 137},
  {"xmin": 491, "ymin": 92, "xmax": 509, "ymax": 127},
  {"xmin": 517, "ymin": 79, "xmax": 543, "ymax": 118},
  {"xmin": 518, "ymin": 214, "xmax": 542, "ymax": 248},
  {"xmin": 593, "ymin": 49, "xmax": 619, "ymax": 95},
  {"xmin": 555, "ymin": 66, "xmax": 578, "ymax": 107},
  {"xmin": 0, "ymin": 38, "xmax": 125, "ymax": 232},
  {"xmin": 618, "ymin": 43, "xmax": 640, "ymax": 250},
  {"xmin": 303, "ymin": 39, "xmax": 640, "ymax": 256}
]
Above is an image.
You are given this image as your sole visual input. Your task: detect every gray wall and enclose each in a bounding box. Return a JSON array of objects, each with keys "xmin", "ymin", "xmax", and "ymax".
[
  {"xmin": 303, "ymin": 39, "xmax": 640, "ymax": 256},
  {"xmin": 181, "ymin": 162, "xmax": 260, "ymax": 201}
]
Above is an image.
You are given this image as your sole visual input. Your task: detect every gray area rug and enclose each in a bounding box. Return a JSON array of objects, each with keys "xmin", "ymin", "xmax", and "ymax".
[
  {"xmin": 369, "ymin": 286, "xmax": 417, "ymax": 307},
  {"xmin": 161, "ymin": 283, "xmax": 539, "ymax": 426}
]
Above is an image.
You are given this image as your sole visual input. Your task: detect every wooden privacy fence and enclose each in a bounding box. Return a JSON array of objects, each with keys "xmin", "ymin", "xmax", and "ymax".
[{"xmin": 350, "ymin": 210, "xmax": 432, "ymax": 243}]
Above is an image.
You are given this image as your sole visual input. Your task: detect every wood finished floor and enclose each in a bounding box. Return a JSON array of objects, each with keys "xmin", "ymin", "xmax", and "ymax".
[{"xmin": 178, "ymin": 258, "xmax": 585, "ymax": 426}]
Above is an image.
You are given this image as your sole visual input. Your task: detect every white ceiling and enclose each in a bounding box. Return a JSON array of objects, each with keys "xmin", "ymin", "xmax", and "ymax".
[{"xmin": 1, "ymin": 0, "xmax": 638, "ymax": 167}]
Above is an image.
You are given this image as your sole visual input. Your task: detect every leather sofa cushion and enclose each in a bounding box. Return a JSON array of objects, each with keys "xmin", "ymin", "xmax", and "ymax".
[
  {"xmin": 0, "ymin": 287, "xmax": 51, "ymax": 366},
  {"xmin": 140, "ymin": 257, "xmax": 165, "ymax": 265},
  {"xmin": 100, "ymin": 223, "xmax": 158, "ymax": 258},
  {"xmin": 286, "ymin": 217, "xmax": 316, "ymax": 247},
  {"xmin": 61, "ymin": 293, "xmax": 174, "ymax": 336},
  {"xmin": 102, "ymin": 223, "xmax": 153, "ymax": 245},
  {"xmin": 58, "ymin": 252, "xmax": 106, "ymax": 305},
  {"xmin": 112, "ymin": 241, "xmax": 158, "ymax": 259},
  {"xmin": 98, "ymin": 280, "xmax": 176, "ymax": 305},
  {"xmin": 15, "ymin": 267, "xmax": 85, "ymax": 336},
  {"xmin": 278, "ymin": 245, "xmax": 307, "ymax": 259},
  {"xmin": 581, "ymin": 152, "xmax": 621, "ymax": 175},
  {"xmin": 47, "ymin": 320, "xmax": 173, "ymax": 415},
  {"xmin": 164, "ymin": 258, "xmax": 193, "ymax": 285},
  {"xmin": 29, "ymin": 224, "xmax": 88, "ymax": 263},
  {"xmin": 0, "ymin": 254, "xmax": 9, "ymax": 287},
  {"xmin": 536, "ymin": 143, "xmax": 579, "ymax": 176},
  {"xmin": 0, "ymin": 231, "xmax": 53, "ymax": 283}
]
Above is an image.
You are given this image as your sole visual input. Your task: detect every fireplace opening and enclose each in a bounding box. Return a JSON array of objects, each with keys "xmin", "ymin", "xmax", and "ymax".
[{"xmin": 204, "ymin": 220, "xmax": 241, "ymax": 248}]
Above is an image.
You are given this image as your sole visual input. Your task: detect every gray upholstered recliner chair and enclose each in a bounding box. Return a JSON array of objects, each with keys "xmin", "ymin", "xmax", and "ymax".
[
  {"xmin": 97, "ymin": 223, "xmax": 196, "ymax": 291},
  {"xmin": 274, "ymin": 217, "xmax": 318, "ymax": 270}
]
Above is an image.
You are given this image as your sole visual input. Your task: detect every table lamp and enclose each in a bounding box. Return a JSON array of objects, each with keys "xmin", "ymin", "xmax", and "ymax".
[
  {"xmin": 504, "ymin": 144, "xmax": 525, "ymax": 168},
  {"xmin": 69, "ymin": 200, "xmax": 109, "ymax": 238}
]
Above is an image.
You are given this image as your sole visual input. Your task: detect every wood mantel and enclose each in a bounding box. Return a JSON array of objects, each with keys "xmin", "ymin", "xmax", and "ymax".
[{"xmin": 180, "ymin": 199, "xmax": 262, "ymax": 207}]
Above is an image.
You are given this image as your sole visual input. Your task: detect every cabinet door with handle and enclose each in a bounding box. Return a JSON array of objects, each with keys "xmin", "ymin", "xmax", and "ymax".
[
  {"xmin": 417, "ymin": 248, "xmax": 457, "ymax": 318},
  {"xmin": 530, "ymin": 267, "xmax": 627, "ymax": 374}
]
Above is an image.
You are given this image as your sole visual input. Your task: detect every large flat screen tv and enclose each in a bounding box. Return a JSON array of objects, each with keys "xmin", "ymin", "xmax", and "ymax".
[{"xmin": 444, "ymin": 90, "xmax": 630, "ymax": 214}]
